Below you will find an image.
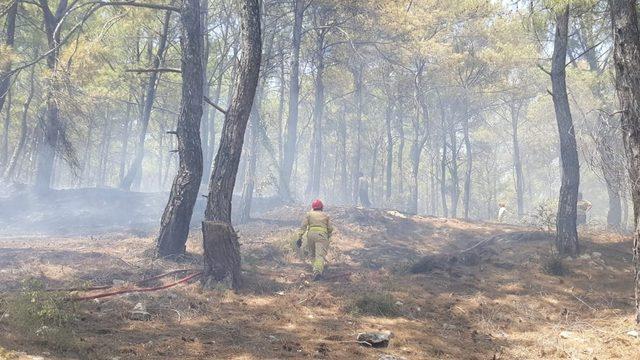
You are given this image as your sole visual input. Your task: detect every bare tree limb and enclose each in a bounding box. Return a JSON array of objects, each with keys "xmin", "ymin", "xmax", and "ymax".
[{"xmin": 204, "ymin": 96, "xmax": 227, "ymax": 115}]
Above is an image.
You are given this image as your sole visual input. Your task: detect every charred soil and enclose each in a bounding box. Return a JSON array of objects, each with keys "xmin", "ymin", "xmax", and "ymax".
[{"xmin": 0, "ymin": 206, "xmax": 637, "ymax": 359}]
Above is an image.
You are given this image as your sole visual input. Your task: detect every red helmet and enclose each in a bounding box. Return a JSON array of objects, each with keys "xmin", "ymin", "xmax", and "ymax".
[{"xmin": 311, "ymin": 199, "xmax": 324, "ymax": 210}]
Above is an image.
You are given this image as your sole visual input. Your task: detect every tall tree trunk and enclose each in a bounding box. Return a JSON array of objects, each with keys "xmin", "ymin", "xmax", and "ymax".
[
  {"xmin": 440, "ymin": 119, "xmax": 448, "ymax": 217},
  {"xmin": 396, "ymin": 106, "xmax": 405, "ymax": 198},
  {"xmin": 238, "ymin": 24, "xmax": 273, "ymax": 224},
  {"xmin": 35, "ymin": 0, "xmax": 68, "ymax": 191},
  {"xmin": 351, "ymin": 65, "xmax": 364, "ymax": 204},
  {"xmin": 276, "ymin": 47, "xmax": 286, "ymax": 168},
  {"xmin": 200, "ymin": 0, "xmax": 210, "ymax": 186},
  {"xmin": 610, "ymin": 0, "xmax": 640, "ymax": 323},
  {"xmin": 449, "ymin": 124, "xmax": 459, "ymax": 218},
  {"xmin": 120, "ymin": 10, "xmax": 172, "ymax": 191},
  {"xmin": 0, "ymin": 0, "xmax": 18, "ymax": 116},
  {"xmin": 370, "ymin": 141, "xmax": 379, "ymax": 204},
  {"xmin": 463, "ymin": 115, "xmax": 472, "ymax": 220},
  {"xmin": 606, "ymin": 177, "xmax": 623, "ymax": 229},
  {"xmin": 385, "ymin": 98, "xmax": 394, "ymax": 202},
  {"xmin": 202, "ymin": 0, "xmax": 261, "ymax": 289},
  {"xmin": 551, "ymin": 5, "xmax": 580, "ymax": 257},
  {"xmin": 338, "ymin": 105, "xmax": 348, "ymax": 202},
  {"xmin": 156, "ymin": 0, "xmax": 205, "ymax": 258},
  {"xmin": 1, "ymin": 90, "xmax": 11, "ymax": 169},
  {"xmin": 510, "ymin": 102, "xmax": 525, "ymax": 217},
  {"xmin": 308, "ymin": 28, "xmax": 326, "ymax": 197},
  {"xmin": 279, "ymin": 0, "xmax": 304, "ymax": 201},
  {"xmin": 408, "ymin": 135, "xmax": 421, "ymax": 215}
]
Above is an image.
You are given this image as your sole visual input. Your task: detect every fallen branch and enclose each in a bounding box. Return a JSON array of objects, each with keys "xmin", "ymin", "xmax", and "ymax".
[{"xmin": 71, "ymin": 272, "xmax": 202, "ymax": 301}]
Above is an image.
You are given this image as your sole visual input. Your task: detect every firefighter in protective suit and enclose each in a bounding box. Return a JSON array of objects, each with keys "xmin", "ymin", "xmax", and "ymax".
[{"xmin": 297, "ymin": 199, "xmax": 333, "ymax": 280}]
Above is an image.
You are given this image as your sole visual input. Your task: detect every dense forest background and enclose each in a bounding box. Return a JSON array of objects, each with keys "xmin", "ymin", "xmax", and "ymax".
[{"xmin": 0, "ymin": 0, "xmax": 628, "ymax": 228}]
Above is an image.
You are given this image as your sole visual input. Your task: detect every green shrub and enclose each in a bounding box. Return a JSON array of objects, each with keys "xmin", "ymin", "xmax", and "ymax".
[{"xmin": 1, "ymin": 279, "xmax": 77, "ymax": 351}]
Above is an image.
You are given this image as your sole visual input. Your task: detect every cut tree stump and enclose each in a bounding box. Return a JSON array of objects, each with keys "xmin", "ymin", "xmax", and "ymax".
[{"xmin": 202, "ymin": 221, "xmax": 241, "ymax": 289}]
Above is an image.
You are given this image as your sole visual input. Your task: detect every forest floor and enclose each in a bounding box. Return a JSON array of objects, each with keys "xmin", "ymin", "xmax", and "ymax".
[{"xmin": 0, "ymin": 205, "xmax": 638, "ymax": 359}]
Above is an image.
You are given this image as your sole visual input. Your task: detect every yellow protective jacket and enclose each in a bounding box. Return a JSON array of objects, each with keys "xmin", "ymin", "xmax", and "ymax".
[{"xmin": 299, "ymin": 210, "xmax": 333, "ymax": 237}]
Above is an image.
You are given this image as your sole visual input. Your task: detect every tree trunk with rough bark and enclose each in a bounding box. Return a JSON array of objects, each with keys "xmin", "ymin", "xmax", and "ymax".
[
  {"xmin": 202, "ymin": 0, "xmax": 261, "ymax": 289},
  {"xmin": 551, "ymin": 5, "xmax": 580, "ymax": 257},
  {"xmin": 610, "ymin": 0, "xmax": 640, "ymax": 323},
  {"xmin": 156, "ymin": 0, "xmax": 205, "ymax": 258},
  {"xmin": 279, "ymin": 0, "xmax": 304, "ymax": 201}
]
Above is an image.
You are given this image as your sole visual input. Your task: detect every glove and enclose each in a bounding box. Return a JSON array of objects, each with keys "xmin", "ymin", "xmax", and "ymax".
[{"xmin": 296, "ymin": 237, "xmax": 302, "ymax": 248}]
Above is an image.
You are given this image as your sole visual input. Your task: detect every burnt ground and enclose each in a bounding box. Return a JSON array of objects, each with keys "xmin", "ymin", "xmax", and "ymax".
[{"xmin": 0, "ymin": 204, "xmax": 638, "ymax": 359}]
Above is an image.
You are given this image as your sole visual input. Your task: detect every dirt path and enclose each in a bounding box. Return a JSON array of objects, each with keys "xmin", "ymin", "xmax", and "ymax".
[{"xmin": 0, "ymin": 206, "xmax": 638, "ymax": 359}]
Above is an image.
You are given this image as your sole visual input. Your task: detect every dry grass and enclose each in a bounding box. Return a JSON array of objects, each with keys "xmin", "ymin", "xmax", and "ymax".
[{"xmin": 0, "ymin": 206, "xmax": 638, "ymax": 359}]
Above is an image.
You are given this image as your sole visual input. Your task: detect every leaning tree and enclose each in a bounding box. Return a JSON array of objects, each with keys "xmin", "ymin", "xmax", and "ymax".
[
  {"xmin": 549, "ymin": 4, "xmax": 580, "ymax": 257},
  {"xmin": 201, "ymin": 0, "xmax": 261, "ymax": 289},
  {"xmin": 156, "ymin": 0, "xmax": 205, "ymax": 258}
]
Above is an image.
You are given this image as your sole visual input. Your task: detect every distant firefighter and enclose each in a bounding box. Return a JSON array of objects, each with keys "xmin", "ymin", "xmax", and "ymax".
[
  {"xmin": 576, "ymin": 192, "xmax": 592, "ymax": 226},
  {"xmin": 296, "ymin": 199, "xmax": 334, "ymax": 280},
  {"xmin": 497, "ymin": 202, "xmax": 507, "ymax": 223}
]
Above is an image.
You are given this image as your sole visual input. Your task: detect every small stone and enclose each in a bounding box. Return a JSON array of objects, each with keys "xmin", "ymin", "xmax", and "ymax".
[
  {"xmin": 128, "ymin": 302, "xmax": 151, "ymax": 321},
  {"xmin": 560, "ymin": 331, "xmax": 572, "ymax": 339},
  {"xmin": 627, "ymin": 330, "xmax": 639, "ymax": 338},
  {"xmin": 394, "ymin": 301, "xmax": 403, "ymax": 306},
  {"xmin": 357, "ymin": 331, "xmax": 393, "ymax": 348},
  {"xmin": 276, "ymin": 291, "xmax": 285, "ymax": 296},
  {"xmin": 591, "ymin": 252, "xmax": 602, "ymax": 258},
  {"xmin": 578, "ymin": 254, "xmax": 591, "ymax": 260}
]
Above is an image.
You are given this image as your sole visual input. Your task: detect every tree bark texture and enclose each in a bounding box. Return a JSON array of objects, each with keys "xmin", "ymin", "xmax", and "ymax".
[
  {"xmin": 156, "ymin": 0, "xmax": 205, "ymax": 258},
  {"xmin": 551, "ymin": 5, "xmax": 580, "ymax": 257},
  {"xmin": 610, "ymin": 0, "xmax": 640, "ymax": 323},
  {"xmin": 202, "ymin": 0, "xmax": 261, "ymax": 289}
]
